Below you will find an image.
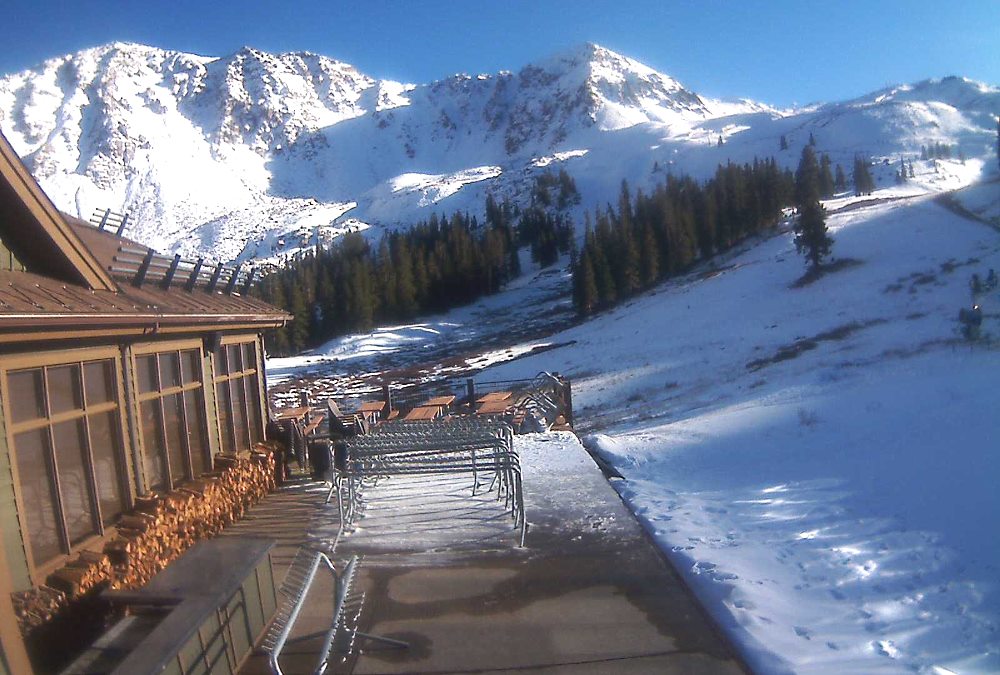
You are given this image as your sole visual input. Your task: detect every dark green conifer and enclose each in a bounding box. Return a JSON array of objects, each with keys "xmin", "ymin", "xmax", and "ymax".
[
  {"xmin": 834, "ymin": 164, "xmax": 847, "ymax": 192},
  {"xmin": 794, "ymin": 200, "xmax": 833, "ymax": 270}
]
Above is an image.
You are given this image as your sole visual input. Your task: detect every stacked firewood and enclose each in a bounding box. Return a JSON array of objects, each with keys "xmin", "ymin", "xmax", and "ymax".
[
  {"xmin": 11, "ymin": 585, "xmax": 66, "ymax": 632},
  {"xmin": 11, "ymin": 443, "xmax": 279, "ymax": 635}
]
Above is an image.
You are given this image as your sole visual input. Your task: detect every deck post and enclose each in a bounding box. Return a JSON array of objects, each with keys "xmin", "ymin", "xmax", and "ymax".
[
  {"xmin": 466, "ymin": 378, "xmax": 476, "ymax": 409},
  {"xmin": 563, "ymin": 378, "xmax": 573, "ymax": 426},
  {"xmin": 382, "ymin": 382, "xmax": 393, "ymax": 416},
  {"xmin": 300, "ymin": 391, "xmax": 312, "ymax": 425}
]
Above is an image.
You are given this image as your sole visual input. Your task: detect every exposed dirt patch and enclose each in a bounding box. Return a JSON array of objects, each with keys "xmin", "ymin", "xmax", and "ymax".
[
  {"xmin": 791, "ymin": 258, "xmax": 863, "ymax": 288},
  {"xmin": 746, "ymin": 319, "xmax": 886, "ymax": 372}
]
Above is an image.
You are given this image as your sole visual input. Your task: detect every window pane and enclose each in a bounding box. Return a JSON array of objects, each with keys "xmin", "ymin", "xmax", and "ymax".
[
  {"xmin": 234, "ymin": 376, "xmax": 250, "ymax": 452},
  {"xmin": 228, "ymin": 344, "xmax": 243, "ymax": 372},
  {"xmin": 159, "ymin": 352, "xmax": 180, "ymax": 390},
  {"xmin": 13, "ymin": 429, "xmax": 61, "ymax": 564},
  {"xmin": 52, "ymin": 419, "xmax": 96, "ymax": 546},
  {"xmin": 247, "ymin": 374, "xmax": 263, "ymax": 445},
  {"xmin": 217, "ymin": 382, "xmax": 234, "ymax": 454},
  {"xmin": 84, "ymin": 360, "xmax": 115, "ymax": 406},
  {"xmin": 163, "ymin": 393, "xmax": 188, "ymax": 485},
  {"xmin": 89, "ymin": 411, "xmax": 125, "ymax": 526},
  {"xmin": 184, "ymin": 391, "xmax": 209, "ymax": 476},
  {"xmin": 140, "ymin": 400, "xmax": 167, "ymax": 491},
  {"xmin": 181, "ymin": 350, "xmax": 201, "ymax": 385},
  {"xmin": 9, "ymin": 369, "xmax": 45, "ymax": 423},
  {"xmin": 214, "ymin": 347, "xmax": 228, "ymax": 377},
  {"xmin": 48, "ymin": 364, "xmax": 83, "ymax": 415},
  {"xmin": 242, "ymin": 343, "xmax": 256, "ymax": 372},
  {"xmin": 137, "ymin": 355, "xmax": 158, "ymax": 394}
]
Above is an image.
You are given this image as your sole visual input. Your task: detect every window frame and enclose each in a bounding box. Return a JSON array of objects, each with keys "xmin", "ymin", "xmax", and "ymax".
[
  {"xmin": 130, "ymin": 339, "xmax": 211, "ymax": 492},
  {"xmin": 0, "ymin": 346, "xmax": 133, "ymax": 581},
  {"xmin": 213, "ymin": 335, "xmax": 265, "ymax": 455}
]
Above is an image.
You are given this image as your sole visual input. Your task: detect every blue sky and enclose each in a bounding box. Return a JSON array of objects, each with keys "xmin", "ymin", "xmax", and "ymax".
[{"xmin": 2, "ymin": 0, "xmax": 998, "ymax": 107}]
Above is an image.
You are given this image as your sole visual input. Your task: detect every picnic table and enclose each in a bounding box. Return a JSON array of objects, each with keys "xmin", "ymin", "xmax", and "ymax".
[
  {"xmin": 275, "ymin": 405, "xmax": 311, "ymax": 421},
  {"xmin": 302, "ymin": 412, "xmax": 326, "ymax": 437},
  {"xmin": 356, "ymin": 401, "xmax": 385, "ymax": 413},
  {"xmin": 476, "ymin": 399, "xmax": 514, "ymax": 415},
  {"xmin": 476, "ymin": 391, "xmax": 512, "ymax": 403},
  {"xmin": 423, "ymin": 395, "xmax": 456, "ymax": 407},
  {"xmin": 404, "ymin": 405, "xmax": 443, "ymax": 421}
]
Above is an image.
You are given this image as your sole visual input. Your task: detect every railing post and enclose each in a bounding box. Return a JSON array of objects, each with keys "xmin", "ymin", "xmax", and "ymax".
[
  {"xmin": 115, "ymin": 212, "xmax": 130, "ymax": 236},
  {"xmin": 162, "ymin": 254, "xmax": 181, "ymax": 289},
  {"xmin": 300, "ymin": 391, "xmax": 312, "ymax": 425},
  {"xmin": 240, "ymin": 268, "xmax": 256, "ymax": 295},
  {"xmin": 205, "ymin": 263, "xmax": 224, "ymax": 293},
  {"xmin": 225, "ymin": 264, "xmax": 242, "ymax": 295},
  {"xmin": 382, "ymin": 382, "xmax": 393, "ymax": 416},
  {"xmin": 186, "ymin": 258, "xmax": 204, "ymax": 291},
  {"xmin": 466, "ymin": 378, "xmax": 476, "ymax": 409},
  {"xmin": 562, "ymin": 378, "xmax": 573, "ymax": 427},
  {"xmin": 133, "ymin": 249, "xmax": 155, "ymax": 287}
]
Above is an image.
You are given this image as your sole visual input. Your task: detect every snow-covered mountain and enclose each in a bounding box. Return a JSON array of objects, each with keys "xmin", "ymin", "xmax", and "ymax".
[{"xmin": 0, "ymin": 41, "xmax": 997, "ymax": 263}]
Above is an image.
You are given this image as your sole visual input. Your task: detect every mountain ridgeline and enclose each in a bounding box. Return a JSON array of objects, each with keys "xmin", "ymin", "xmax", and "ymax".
[{"xmin": 1, "ymin": 41, "xmax": 997, "ymax": 265}]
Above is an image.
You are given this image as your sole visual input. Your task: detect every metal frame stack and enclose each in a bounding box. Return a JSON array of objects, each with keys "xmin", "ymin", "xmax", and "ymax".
[
  {"xmin": 327, "ymin": 418, "xmax": 526, "ymax": 547},
  {"xmin": 262, "ymin": 548, "xmax": 406, "ymax": 675}
]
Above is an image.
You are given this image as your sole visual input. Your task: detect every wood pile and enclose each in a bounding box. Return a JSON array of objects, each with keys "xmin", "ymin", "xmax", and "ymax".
[
  {"xmin": 11, "ymin": 585, "xmax": 66, "ymax": 632},
  {"xmin": 11, "ymin": 442, "xmax": 279, "ymax": 636}
]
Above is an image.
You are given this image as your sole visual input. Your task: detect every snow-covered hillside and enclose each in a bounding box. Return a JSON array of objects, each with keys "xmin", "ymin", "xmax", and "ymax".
[
  {"xmin": 475, "ymin": 181, "xmax": 1000, "ymax": 673},
  {"xmin": 1, "ymin": 41, "xmax": 996, "ymax": 263}
]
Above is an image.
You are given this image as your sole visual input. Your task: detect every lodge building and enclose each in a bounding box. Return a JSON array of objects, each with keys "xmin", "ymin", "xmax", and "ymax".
[{"xmin": 0, "ymin": 130, "xmax": 290, "ymax": 673}]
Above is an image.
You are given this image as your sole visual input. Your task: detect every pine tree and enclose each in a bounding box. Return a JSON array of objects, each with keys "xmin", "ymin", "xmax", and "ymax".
[
  {"xmin": 834, "ymin": 164, "xmax": 847, "ymax": 192},
  {"xmin": 819, "ymin": 153, "xmax": 835, "ymax": 198},
  {"xmin": 780, "ymin": 134, "xmax": 789, "ymax": 151},
  {"xmin": 794, "ymin": 200, "xmax": 833, "ymax": 269},
  {"xmin": 898, "ymin": 155, "xmax": 907, "ymax": 183},
  {"xmin": 718, "ymin": 135, "xmax": 724, "ymax": 147},
  {"xmin": 920, "ymin": 145, "xmax": 928, "ymax": 161},
  {"xmin": 852, "ymin": 156, "xmax": 874, "ymax": 196},
  {"xmin": 575, "ymin": 248, "xmax": 599, "ymax": 315},
  {"xmin": 795, "ymin": 145, "xmax": 821, "ymax": 207},
  {"xmin": 287, "ymin": 282, "xmax": 310, "ymax": 353},
  {"xmin": 639, "ymin": 223, "xmax": 659, "ymax": 287},
  {"xmin": 808, "ymin": 131, "xmax": 816, "ymax": 146}
]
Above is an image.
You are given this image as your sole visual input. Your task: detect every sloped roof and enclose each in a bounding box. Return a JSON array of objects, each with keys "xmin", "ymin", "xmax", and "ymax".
[
  {"xmin": 0, "ymin": 132, "xmax": 116, "ymax": 291},
  {"xmin": 0, "ymin": 131, "xmax": 290, "ymax": 342}
]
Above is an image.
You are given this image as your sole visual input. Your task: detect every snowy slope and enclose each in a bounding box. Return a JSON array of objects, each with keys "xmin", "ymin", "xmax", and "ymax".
[
  {"xmin": 1, "ymin": 41, "xmax": 997, "ymax": 263},
  {"xmin": 475, "ymin": 182, "xmax": 1000, "ymax": 674}
]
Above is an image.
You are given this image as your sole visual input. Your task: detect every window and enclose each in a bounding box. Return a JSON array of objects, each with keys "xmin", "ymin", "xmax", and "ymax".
[
  {"xmin": 0, "ymin": 235, "xmax": 25, "ymax": 272},
  {"xmin": 214, "ymin": 339, "xmax": 263, "ymax": 454},
  {"xmin": 135, "ymin": 347, "xmax": 210, "ymax": 491},
  {"xmin": 4, "ymin": 356, "xmax": 128, "ymax": 569}
]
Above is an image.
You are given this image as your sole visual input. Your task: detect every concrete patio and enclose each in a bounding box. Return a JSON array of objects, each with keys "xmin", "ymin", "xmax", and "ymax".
[{"xmin": 233, "ymin": 431, "xmax": 745, "ymax": 674}]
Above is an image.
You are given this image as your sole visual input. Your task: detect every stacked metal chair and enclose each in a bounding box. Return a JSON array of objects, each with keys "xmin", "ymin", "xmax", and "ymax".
[
  {"xmin": 263, "ymin": 547, "xmax": 406, "ymax": 674},
  {"xmin": 328, "ymin": 417, "xmax": 526, "ymax": 547}
]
